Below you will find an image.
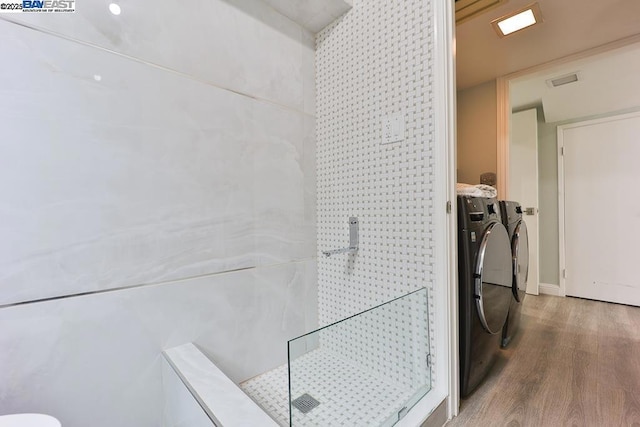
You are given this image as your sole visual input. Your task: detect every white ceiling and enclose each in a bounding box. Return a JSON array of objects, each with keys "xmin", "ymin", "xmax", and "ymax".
[
  {"xmin": 510, "ymin": 42, "xmax": 640, "ymax": 122},
  {"xmin": 261, "ymin": 0, "xmax": 351, "ymax": 33},
  {"xmin": 456, "ymin": 0, "xmax": 640, "ymax": 90}
]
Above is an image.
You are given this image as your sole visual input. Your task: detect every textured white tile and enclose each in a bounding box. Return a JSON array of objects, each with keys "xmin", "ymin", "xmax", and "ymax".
[
  {"xmin": 0, "ymin": 20, "xmax": 313, "ymax": 305},
  {"xmin": 241, "ymin": 289, "xmax": 430, "ymax": 427},
  {"xmin": 241, "ymin": 362, "xmax": 290, "ymax": 427},
  {"xmin": 164, "ymin": 344, "xmax": 278, "ymax": 427},
  {"xmin": 162, "ymin": 359, "xmax": 214, "ymax": 427},
  {"xmin": 319, "ymin": 288, "xmax": 431, "ymax": 394},
  {"xmin": 241, "ymin": 347, "xmax": 418, "ymax": 427},
  {"xmin": 315, "ymin": 0, "xmax": 438, "ymax": 385},
  {"xmin": 0, "ymin": 260, "xmax": 317, "ymax": 427},
  {"xmin": 8, "ymin": 0, "xmax": 308, "ymax": 110}
]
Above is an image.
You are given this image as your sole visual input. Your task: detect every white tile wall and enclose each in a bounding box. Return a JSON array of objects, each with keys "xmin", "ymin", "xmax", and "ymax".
[
  {"xmin": 5, "ymin": 0, "xmax": 313, "ymax": 112},
  {"xmin": 162, "ymin": 359, "xmax": 214, "ymax": 427},
  {"xmin": 164, "ymin": 343, "xmax": 279, "ymax": 427},
  {"xmin": 0, "ymin": 0, "xmax": 318, "ymax": 425},
  {"xmin": 0, "ymin": 260, "xmax": 316, "ymax": 427},
  {"xmin": 0, "ymin": 17, "xmax": 314, "ymax": 305},
  {"xmin": 240, "ymin": 289, "xmax": 430, "ymax": 426},
  {"xmin": 316, "ymin": 0, "xmax": 437, "ymax": 382},
  {"xmin": 320, "ymin": 288, "xmax": 431, "ymax": 392}
]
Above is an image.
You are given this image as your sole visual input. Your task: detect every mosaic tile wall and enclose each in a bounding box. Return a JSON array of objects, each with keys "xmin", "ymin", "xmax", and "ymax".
[{"xmin": 316, "ymin": 0, "xmax": 438, "ymax": 385}]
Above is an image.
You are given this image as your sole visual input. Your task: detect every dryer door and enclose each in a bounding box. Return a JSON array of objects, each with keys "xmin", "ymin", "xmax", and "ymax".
[
  {"xmin": 474, "ymin": 222, "xmax": 513, "ymax": 334},
  {"xmin": 512, "ymin": 219, "xmax": 529, "ymax": 302}
]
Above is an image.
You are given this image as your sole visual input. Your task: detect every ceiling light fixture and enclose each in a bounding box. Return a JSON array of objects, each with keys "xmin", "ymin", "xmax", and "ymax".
[
  {"xmin": 109, "ymin": 3, "xmax": 121, "ymax": 15},
  {"xmin": 491, "ymin": 3, "xmax": 542, "ymax": 37}
]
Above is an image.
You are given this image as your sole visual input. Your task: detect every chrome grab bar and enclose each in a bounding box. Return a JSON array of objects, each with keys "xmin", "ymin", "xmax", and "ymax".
[{"xmin": 322, "ymin": 217, "xmax": 359, "ymax": 257}]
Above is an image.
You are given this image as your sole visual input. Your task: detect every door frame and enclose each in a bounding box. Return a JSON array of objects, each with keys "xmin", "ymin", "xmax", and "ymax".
[
  {"xmin": 433, "ymin": 0, "xmax": 459, "ymax": 418},
  {"xmin": 557, "ymin": 110, "xmax": 640, "ymax": 298},
  {"xmin": 496, "ymin": 34, "xmax": 640, "ymax": 295}
]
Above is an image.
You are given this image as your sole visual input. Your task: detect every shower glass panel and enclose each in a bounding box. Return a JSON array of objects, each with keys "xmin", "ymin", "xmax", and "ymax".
[{"xmin": 288, "ymin": 287, "xmax": 431, "ymax": 427}]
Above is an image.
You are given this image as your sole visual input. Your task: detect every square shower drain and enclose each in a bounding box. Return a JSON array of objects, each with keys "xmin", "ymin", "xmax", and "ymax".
[{"xmin": 292, "ymin": 393, "xmax": 320, "ymax": 413}]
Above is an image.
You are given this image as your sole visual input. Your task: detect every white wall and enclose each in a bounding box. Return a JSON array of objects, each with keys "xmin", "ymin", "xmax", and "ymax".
[
  {"xmin": 316, "ymin": 0, "xmax": 438, "ymax": 388},
  {"xmin": 0, "ymin": 0, "xmax": 317, "ymax": 424},
  {"xmin": 536, "ymin": 106, "xmax": 560, "ymax": 285},
  {"xmin": 456, "ymin": 80, "xmax": 497, "ymax": 184}
]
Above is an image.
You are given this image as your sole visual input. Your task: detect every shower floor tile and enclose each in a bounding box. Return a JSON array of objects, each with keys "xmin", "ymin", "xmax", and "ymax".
[{"xmin": 240, "ymin": 348, "xmax": 415, "ymax": 426}]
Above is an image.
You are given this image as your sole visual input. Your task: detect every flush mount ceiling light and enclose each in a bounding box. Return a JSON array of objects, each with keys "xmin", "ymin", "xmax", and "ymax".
[{"xmin": 491, "ymin": 3, "xmax": 543, "ymax": 37}]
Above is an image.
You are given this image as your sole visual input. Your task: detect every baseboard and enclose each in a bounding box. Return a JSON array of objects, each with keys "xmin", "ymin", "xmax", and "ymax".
[{"xmin": 539, "ymin": 283, "xmax": 562, "ymax": 296}]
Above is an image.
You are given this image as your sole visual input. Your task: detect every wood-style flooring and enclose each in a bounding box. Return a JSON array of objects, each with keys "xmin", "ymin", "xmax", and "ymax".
[{"xmin": 447, "ymin": 294, "xmax": 640, "ymax": 427}]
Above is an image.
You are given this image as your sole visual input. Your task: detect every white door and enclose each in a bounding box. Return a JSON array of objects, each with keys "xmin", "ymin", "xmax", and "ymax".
[
  {"xmin": 510, "ymin": 109, "xmax": 539, "ymax": 295},
  {"xmin": 560, "ymin": 112, "xmax": 640, "ymax": 306}
]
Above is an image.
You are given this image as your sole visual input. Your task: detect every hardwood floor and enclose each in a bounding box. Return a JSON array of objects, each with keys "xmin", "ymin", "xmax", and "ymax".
[{"xmin": 448, "ymin": 295, "xmax": 640, "ymax": 427}]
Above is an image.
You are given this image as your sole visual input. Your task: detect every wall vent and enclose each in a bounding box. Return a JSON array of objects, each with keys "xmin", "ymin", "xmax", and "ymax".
[{"xmin": 546, "ymin": 73, "xmax": 580, "ymax": 88}]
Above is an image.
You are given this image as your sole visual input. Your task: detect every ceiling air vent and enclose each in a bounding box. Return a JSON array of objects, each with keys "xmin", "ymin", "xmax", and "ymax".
[{"xmin": 546, "ymin": 73, "xmax": 580, "ymax": 88}]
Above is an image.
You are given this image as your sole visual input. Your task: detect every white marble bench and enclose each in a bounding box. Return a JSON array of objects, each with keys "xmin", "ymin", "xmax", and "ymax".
[{"xmin": 163, "ymin": 343, "xmax": 279, "ymax": 427}]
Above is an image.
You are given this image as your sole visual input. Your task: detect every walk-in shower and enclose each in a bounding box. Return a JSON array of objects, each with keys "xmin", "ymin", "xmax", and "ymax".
[
  {"xmin": 163, "ymin": 287, "xmax": 431, "ymax": 426},
  {"xmin": 238, "ymin": 287, "xmax": 432, "ymax": 426}
]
